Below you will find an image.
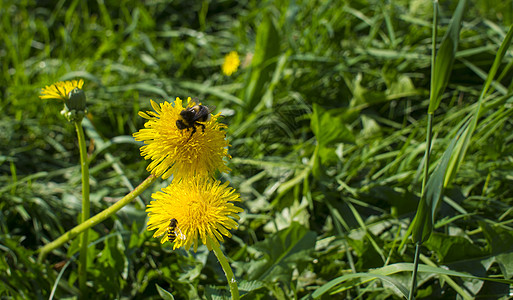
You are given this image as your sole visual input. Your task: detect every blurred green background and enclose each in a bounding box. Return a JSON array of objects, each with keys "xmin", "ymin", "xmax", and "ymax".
[{"xmin": 2, "ymin": 0, "xmax": 513, "ymax": 298}]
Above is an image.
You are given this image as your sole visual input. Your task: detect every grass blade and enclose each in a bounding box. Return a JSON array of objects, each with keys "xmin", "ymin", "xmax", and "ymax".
[
  {"xmin": 444, "ymin": 23, "xmax": 513, "ymax": 186},
  {"xmin": 428, "ymin": 0, "xmax": 467, "ymax": 113},
  {"xmin": 240, "ymin": 14, "xmax": 280, "ymax": 112}
]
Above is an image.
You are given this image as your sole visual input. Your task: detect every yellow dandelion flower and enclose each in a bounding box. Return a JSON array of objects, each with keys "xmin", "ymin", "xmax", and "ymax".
[
  {"xmin": 146, "ymin": 177, "xmax": 243, "ymax": 252},
  {"xmin": 39, "ymin": 79, "xmax": 84, "ymax": 101},
  {"xmin": 133, "ymin": 97, "xmax": 231, "ymax": 180},
  {"xmin": 222, "ymin": 51, "xmax": 240, "ymax": 76}
]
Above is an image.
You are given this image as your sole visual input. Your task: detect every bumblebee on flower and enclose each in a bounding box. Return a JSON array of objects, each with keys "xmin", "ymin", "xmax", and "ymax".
[{"xmin": 133, "ymin": 97, "xmax": 231, "ymax": 180}]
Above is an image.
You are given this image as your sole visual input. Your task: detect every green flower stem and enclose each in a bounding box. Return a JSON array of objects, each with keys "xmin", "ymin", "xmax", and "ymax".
[
  {"xmin": 75, "ymin": 121, "xmax": 90, "ymax": 296},
  {"xmin": 211, "ymin": 240, "xmax": 239, "ymax": 300},
  {"xmin": 409, "ymin": 243, "xmax": 421, "ymax": 300},
  {"xmin": 37, "ymin": 174, "xmax": 157, "ymax": 262}
]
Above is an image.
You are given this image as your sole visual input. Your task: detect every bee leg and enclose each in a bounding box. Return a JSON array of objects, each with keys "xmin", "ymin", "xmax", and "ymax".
[
  {"xmin": 198, "ymin": 123, "xmax": 206, "ymax": 132},
  {"xmin": 186, "ymin": 126, "xmax": 196, "ymax": 142}
]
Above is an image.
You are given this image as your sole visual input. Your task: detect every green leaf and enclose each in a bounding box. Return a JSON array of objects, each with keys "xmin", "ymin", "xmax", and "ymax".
[
  {"xmin": 240, "ymin": 14, "xmax": 281, "ymax": 112},
  {"xmin": 480, "ymin": 222, "xmax": 513, "ymax": 279},
  {"xmin": 205, "ymin": 285, "xmax": 230, "ymax": 300},
  {"xmin": 412, "ymin": 119, "xmax": 471, "ymax": 243},
  {"xmin": 156, "ymin": 284, "xmax": 175, "ymax": 300},
  {"xmin": 248, "ymin": 222, "xmax": 316, "ymax": 284},
  {"xmin": 310, "ymin": 103, "xmax": 355, "ymax": 178},
  {"xmin": 309, "ymin": 261, "xmax": 513, "ymax": 298},
  {"xmin": 423, "ymin": 232, "xmax": 486, "ymax": 264},
  {"xmin": 311, "ymin": 272, "xmax": 410, "ymax": 299},
  {"xmin": 310, "ymin": 103, "xmax": 355, "ymax": 147},
  {"xmin": 496, "ymin": 252, "xmax": 513, "ymax": 280},
  {"xmin": 428, "ymin": 0, "xmax": 467, "ymax": 113},
  {"xmin": 238, "ymin": 280, "xmax": 265, "ymax": 293},
  {"xmin": 373, "ymin": 263, "xmax": 513, "ymax": 284}
]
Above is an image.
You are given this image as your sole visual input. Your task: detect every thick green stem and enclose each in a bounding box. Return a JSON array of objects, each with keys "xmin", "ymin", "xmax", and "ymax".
[
  {"xmin": 408, "ymin": 243, "xmax": 421, "ymax": 300},
  {"xmin": 211, "ymin": 240, "xmax": 239, "ymax": 300},
  {"xmin": 424, "ymin": 0, "xmax": 437, "ymax": 196},
  {"xmin": 37, "ymin": 174, "xmax": 157, "ymax": 262},
  {"xmin": 410, "ymin": 1, "xmax": 438, "ymax": 298},
  {"xmin": 75, "ymin": 121, "xmax": 90, "ymax": 297}
]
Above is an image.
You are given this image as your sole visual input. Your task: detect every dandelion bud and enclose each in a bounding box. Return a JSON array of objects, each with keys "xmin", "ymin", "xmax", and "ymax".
[
  {"xmin": 40, "ymin": 79, "xmax": 86, "ymax": 123},
  {"xmin": 66, "ymin": 88, "xmax": 87, "ymax": 112}
]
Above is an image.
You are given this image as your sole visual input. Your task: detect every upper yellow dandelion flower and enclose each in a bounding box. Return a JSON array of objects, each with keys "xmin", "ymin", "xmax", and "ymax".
[
  {"xmin": 39, "ymin": 79, "xmax": 84, "ymax": 101},
  {"xmin": 146, "ymin": 177, "xmax": 243, "ymax": 252},
  {"xmin": 133, "ymin": 97, "xmax": 231, "ymax": 180},
  {"xmin": 222, "ymin": 51, "xmax": 240, "ymax": 76}
]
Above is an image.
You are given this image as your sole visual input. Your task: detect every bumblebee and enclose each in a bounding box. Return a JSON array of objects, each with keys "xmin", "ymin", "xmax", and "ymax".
[
  {"xmin": 176, "ymin": 103, "xmax": 215, "ymax": 139},
  {"xmin": 167, "ymin": 218, "xmax": 178, "ymax": 243}
]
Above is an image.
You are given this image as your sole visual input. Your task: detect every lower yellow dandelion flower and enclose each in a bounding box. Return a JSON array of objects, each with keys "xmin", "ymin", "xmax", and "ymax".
[
  {"xmin": 133, "ymin": 97, "xmax": 231, "ymax": 180},
  {"xmin": 39, "ymin": 79, "xmax": 84, "ymax": 101},
  {"xmin": 222, "ymin": 51, "xmax": 240, "ymax": 76},
  {"xmin": 146, "ymin": 177, "xmax": 243, "ymax": 252}
]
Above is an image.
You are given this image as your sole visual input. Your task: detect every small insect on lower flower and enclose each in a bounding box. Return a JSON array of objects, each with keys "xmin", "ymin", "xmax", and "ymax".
[{"xmin": 167, "ymin": 218, "xmax": 178, "ymax": 243}]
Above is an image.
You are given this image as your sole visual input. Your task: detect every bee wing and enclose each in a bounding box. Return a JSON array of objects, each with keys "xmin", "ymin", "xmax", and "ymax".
[
  {"xmin": 191, "ymin": 97, "xmax": 200, "ymax": 104},
  {"xmin": 205, "ymin": 104, "xmax": 216, "ymax": 113},
  {"xmin": 176, "ymin": 228, "xmax": 186, "ymax": 240}
]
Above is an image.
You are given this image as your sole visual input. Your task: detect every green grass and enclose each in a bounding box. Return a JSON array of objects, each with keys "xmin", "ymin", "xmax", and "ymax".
[{"xmin": 2, "ymin": 0, "xmax": 513, "ymax": 299}]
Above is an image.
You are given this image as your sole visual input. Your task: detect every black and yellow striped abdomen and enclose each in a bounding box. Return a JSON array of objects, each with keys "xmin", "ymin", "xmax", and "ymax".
[{"xmin": 167, "ymin": 218, "xmax": 178, "ymax": 243}]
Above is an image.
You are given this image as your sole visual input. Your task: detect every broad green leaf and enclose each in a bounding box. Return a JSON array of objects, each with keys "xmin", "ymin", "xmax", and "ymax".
[
  {"xmin": 94, "ymin": 235, "xmax": 126, "ymax": 295},
  {"xmin": 156, "ymin": 284, "xmax": 175, "ymax": 300},
  {"xmin": 310, "ymin": 103, "xmax": 355, "ymax": 147},
  {"xmin": 428, "ymin": 0, "xmax": 466, "ymax": 113},
  {"xmin": 240, "ymin": 14, "xmax": 280, "ymax": 112},
  {"xmin": 412, "ymin": 119, "xmax": 470, "ymax": 243},
  {"xmin": 248, "ymin": 222, "xmax": 316, "ymax": 284},
  {"xmin": 205, "ymin": 285, "xmax": 230, "ymax": 300},
  {"xmin": 311, "ymin": 103, "xmax": 355, "ymax": 178},
  {"xmin": 238, "ymin": 280, "xmax": 265, "ymax": 293},
  {"xmin": 479, "ymin": 222, "xmax": 513, "ymax": 279},
  {"xmin": 423, "ymin": 232, "xmax": 486, "ymax": 264},
  {"xmin": 497, "ymin": 252, "xmax": 513, "ymax": 280}
]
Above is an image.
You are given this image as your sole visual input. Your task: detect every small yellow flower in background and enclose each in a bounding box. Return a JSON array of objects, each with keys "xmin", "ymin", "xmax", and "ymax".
[
  {"xmin": 146, "ymin": 177, "xmax": 243, "ymax": 252},
  {"xmin": 222, "ymin": 51, "xmax": 240, "ymax": 76},
  {"xmin": 39, "ymin": 79, "xmax": 84, "ymax": 101},
  {"xmin": 133, "ymin": 97, "xmax": 231, "ymax": 180}
]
